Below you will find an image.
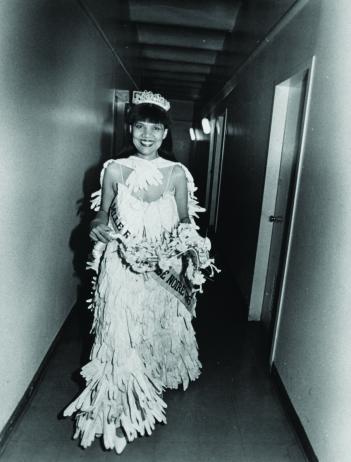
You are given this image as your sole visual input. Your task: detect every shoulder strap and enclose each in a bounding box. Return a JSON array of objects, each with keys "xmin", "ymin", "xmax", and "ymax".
[
  {"xmin": 164, "ymin": 166, "xmax": 175, "ymax": 193},
  {"xmin": 119, "ymin": 162, "xmax": 124, "ymax": 183},
  {"xmin": 90, "ymin": 158, "xmax": 122, "ymax": 211}
]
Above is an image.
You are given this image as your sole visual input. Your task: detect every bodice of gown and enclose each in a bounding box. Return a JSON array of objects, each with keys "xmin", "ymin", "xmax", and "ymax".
[
  {"xmin": 111, "ymin": 167, "xmax": 179, "ymax": 242},
  {"xmin": 91, "ymin": 155, "xmax": 205, "ymax": 244}
]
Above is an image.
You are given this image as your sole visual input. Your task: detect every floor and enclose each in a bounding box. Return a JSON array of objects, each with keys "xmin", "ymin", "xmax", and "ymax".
[{"xmin": 0, "ymin": 263, "xmax": 308, "ymax": 462}]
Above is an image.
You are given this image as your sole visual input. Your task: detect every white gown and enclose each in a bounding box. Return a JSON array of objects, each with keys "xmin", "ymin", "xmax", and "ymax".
[{"xmin": 64, "ymin": 156, "xmax": 204, "ymax": 450}]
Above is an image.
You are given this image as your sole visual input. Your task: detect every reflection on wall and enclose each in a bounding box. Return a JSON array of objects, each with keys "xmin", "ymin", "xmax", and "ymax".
[{"xmin": 0, "ymin": 0, "xmax": 134, "ymax": 431}]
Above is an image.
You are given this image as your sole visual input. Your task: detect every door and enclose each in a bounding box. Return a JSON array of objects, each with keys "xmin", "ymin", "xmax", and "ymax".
[
  {"xmin": 205, "ymin": 109, "xmax": 227, "ymax": 233},
  {"xmin": 261, "ymin": 71, "xmax": 308, "ymax": 335},
  {"xmin": 248, "ymin": 58, "xmax": 316, "ymax": 344}
]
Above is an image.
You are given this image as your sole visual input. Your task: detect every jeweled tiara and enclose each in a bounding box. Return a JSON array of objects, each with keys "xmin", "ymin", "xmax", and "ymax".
[{"xmin": 132, "ymin": 90, "xmax": 170, "ymax": 112}]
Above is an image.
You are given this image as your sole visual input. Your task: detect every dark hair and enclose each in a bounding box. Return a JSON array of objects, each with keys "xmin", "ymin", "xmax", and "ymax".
[
  {"xmin": 126, "ymin": 103, "xmax": 171, "ymax": 128},
  {"xmin": 116, "ymin": 103, "xmax": 175, "ymax": 161}
]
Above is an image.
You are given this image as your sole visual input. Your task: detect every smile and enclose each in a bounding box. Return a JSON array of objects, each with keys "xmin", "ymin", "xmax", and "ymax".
[{"xmin": 139, "ymin": 140, "xmax": 154, "ymax": 147}]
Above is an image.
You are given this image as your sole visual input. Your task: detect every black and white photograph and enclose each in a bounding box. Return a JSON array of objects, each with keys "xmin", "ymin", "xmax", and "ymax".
[{"xmin": 0, "ymin": 1, "xmax": 349, "ymax": 461}]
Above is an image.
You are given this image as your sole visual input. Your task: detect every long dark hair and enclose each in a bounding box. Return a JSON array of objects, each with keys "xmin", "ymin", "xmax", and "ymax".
[{"xmin": 116, "ymin": 103, "xmax": 175, "ymax": 161}]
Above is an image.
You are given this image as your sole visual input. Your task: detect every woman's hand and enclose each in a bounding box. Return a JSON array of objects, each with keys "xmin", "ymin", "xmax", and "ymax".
[{"xmin": 89, "ymin": 220, "xmax": 113, "ymax": 244}]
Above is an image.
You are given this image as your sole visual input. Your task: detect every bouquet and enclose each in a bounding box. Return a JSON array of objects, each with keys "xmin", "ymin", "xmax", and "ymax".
[{"xmin": 116, "ymin": 223, "xmax": 220, "ymax": 294}]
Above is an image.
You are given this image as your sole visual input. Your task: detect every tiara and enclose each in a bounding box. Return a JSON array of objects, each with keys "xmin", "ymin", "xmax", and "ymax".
[{"xmin": 132, "ymin": 90, "xmax": 170, "ymax": 112}]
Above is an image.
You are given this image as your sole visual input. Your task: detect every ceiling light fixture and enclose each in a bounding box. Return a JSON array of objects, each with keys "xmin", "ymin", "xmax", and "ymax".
[
  {"xmin": 201, "ymin": 117, "xmax": 211, "ymax": 134},
  {"xmin": 189, "ymin": 127, "xmax": 195, "ymax": 141}
]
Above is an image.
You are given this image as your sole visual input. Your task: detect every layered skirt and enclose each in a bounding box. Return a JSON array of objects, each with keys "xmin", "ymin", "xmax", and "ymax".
[{"xmin": 64, "ymin": 240, "xmax": 201, "ymax": 450}]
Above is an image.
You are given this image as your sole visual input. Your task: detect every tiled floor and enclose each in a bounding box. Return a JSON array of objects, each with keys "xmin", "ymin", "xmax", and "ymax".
[{"xmin": 0, "ymin": 267, "xmax": 308, "ymax": 462}]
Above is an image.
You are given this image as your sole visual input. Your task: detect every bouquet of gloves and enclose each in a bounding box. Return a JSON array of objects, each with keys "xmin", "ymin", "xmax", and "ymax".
[{"xmin": 116, "ymin": 223, "xmax": 220, "ymax": 293}]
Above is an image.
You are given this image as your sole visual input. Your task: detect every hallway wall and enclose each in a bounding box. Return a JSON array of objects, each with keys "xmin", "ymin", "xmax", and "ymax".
[
  {"xmin": 0, "ymin": 0, "xmax": 134, "ymax": 432},
  {"xmin": 208, "ymin": 1, "xmax": 351, "ymax": 460},
  {"xmin": 211, "ymin": 2, "xmax": 320, "ymax": 305},
  {"xmin": 273, "ymin": 2, "xmax": 351, "ymax": 461},
  {"xmin": 169, "ymin": 99, "xmax": 194, "ymax": 167}
]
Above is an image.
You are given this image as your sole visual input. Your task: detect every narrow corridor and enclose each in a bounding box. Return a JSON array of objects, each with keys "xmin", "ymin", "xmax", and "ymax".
[
  {"xmin": 2, "ymin": 2, "xmax": 351, "ymax": 461},
  {"xmin": 0, "ymin": 265, "xmax": 307, "ymax": 462}
]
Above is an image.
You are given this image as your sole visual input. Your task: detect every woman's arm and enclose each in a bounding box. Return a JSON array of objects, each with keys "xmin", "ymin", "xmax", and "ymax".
[
  {"xmin": 89, "ymin": 164, "xmax": 120, "ymax": 243},
  {"xmin": 173, "ymin": 165, "xmax": 191, "ymax": 224}
]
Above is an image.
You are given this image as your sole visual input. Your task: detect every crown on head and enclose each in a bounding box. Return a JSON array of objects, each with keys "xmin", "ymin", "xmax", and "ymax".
[{"xmin": 132, "ymin": 90, "xmax": 170, "ymax": 112}]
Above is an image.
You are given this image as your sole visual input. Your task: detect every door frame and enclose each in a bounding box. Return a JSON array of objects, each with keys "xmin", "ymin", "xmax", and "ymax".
[
  {"xmin": 269, "ymin": 57, "xmax": 316, "ymax": 364},
  {"xmin": 205, "ymin": 109, "xmax": 228, "ymax": 232},
  {"xmin": 247, "ymin": 57, "xmax": 316, "ymax": 346},
  {"xmin": 112, "ymin": 89, "xmax": 130, "ymax": 156}
]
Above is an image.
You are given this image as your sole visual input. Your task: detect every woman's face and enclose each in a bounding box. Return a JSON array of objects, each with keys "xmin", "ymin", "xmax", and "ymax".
[{"xmin": 131, "ymin": 120, "xmax": 168, "ymax": 159}]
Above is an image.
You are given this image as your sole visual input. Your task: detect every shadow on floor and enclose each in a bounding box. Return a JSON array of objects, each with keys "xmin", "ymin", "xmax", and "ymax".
[{"xmin": 0, "ymin": 254, "xmax": 308, "ymax": 462}]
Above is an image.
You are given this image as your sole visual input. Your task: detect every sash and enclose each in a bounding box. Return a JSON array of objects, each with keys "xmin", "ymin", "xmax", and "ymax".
[
  {"xmin": 150, "ymin": 267, "xmax": 196, "ymax": 316},
  {"xmin": 110, "ymin": 212, "xmax": 196, "ymax": 315}
]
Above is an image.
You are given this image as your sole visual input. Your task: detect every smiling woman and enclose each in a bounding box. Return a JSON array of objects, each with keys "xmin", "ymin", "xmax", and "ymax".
[
  {"xmin": 131, "ymin": 120, "xmax": 168, "ymax": 159},
  {"xmin": 63, "ymin": 90, "xmax": 217, "ymax": 454},
  {"xmin": 118, "ymin": 98, "xmax": 175, "ymax": 161}
]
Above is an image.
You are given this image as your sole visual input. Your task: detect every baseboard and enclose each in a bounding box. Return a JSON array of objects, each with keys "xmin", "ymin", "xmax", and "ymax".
[
  {"xmin": 0, "ymin": 307, "xmax": 74, "ymax": 454},
  {"xmin": 271, "ymin": 363, "xmax": 319, "ymax": 462}
]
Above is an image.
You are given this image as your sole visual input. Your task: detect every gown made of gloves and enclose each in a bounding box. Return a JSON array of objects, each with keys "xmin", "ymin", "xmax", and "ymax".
[{"xmin": 64, "ymin": 155, "xmax": 205, "ymax": 450}]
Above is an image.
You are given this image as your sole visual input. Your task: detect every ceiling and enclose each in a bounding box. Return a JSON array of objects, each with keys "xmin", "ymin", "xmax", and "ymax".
[{"xmin": 81, "ymin": 0, "xmax": 298, "ymax": 104}]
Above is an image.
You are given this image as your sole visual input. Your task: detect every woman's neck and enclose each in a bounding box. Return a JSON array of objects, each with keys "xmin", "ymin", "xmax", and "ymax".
[{"xmin": 134, "ymin": 152, "xmax": 159, "ymax": 161}]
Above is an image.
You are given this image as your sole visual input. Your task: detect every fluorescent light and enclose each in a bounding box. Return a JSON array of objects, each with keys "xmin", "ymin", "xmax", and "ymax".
[
  {"xmin": 201, "ymin": 117, "xmax": 211, "ymax": 134},
  {"xmin": 189, "ymin": 127, "xmax": 195, "ymax": 141}
]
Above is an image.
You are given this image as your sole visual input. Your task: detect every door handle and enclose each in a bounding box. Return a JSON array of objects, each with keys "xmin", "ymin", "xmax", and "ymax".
[{"xmin": 269, "ymin": 215, "xmax": 283, "ymax": 223}]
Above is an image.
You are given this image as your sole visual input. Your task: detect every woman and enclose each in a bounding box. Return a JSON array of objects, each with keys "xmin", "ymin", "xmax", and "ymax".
[{"xmin": 64, "ymin": 90, "xmax": 213, "ymax": 454}]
